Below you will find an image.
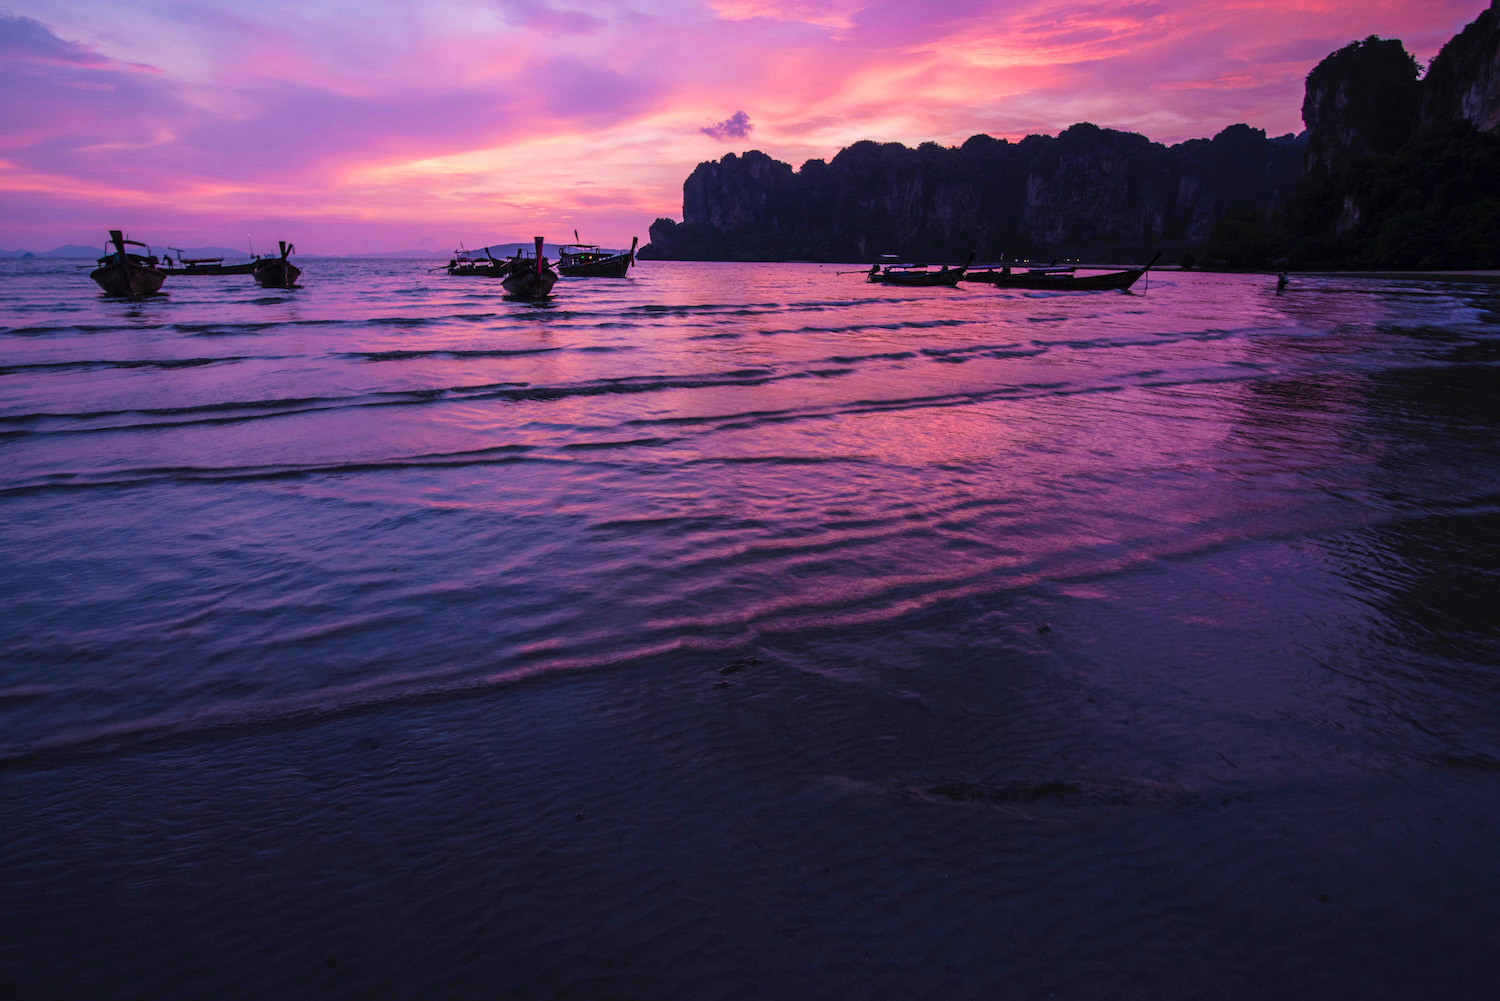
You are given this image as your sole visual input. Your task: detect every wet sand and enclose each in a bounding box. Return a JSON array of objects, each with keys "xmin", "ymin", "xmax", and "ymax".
[{"xmin": 5, "ymin": 524, "xmax": 1500, "ymax": 1000}]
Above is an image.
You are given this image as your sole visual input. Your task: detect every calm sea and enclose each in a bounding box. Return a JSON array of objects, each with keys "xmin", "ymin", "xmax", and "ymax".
[{"xmin": 2, "ymin": 258, "xmax": 1498, "ymax": 999}]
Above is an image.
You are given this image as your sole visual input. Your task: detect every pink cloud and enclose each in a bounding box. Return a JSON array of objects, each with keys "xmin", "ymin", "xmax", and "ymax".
[{"xmin": 0, "ymin": 0, "xmax": 1490, "ymax": 253}]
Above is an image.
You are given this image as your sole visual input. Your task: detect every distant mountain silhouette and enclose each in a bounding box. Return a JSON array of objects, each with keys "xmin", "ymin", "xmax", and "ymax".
[
  {"xmin": 0, "ymin": 244, "xmax": 250, "ymax": 259},
  {"xmin": 1, "ymin": 245, "xmax": 110, "ymax": 258},
  {"xmin": 0, "ymin": 245, "xmax": 586, "ymax": 260}
]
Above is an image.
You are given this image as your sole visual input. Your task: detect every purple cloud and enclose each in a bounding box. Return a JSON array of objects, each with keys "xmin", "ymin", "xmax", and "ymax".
[
  {"xmin": 0, "ymin": 16, "xmax": 181, "ymax": 163},
  {"xmin": 0, "ymin": 14, "xmax": 112, "ymax": 66},
  {"xmin": 489, "ymin": 0, "xmax": 605, "ymax": 35},
  {"xmin": 701, "ymin": 110, "xmax": 753, "ymax": 139}
]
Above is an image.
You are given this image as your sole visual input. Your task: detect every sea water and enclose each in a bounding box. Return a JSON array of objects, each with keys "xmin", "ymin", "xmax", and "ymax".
[{"xmin": 2, "ymin": 259, "xmax": 1498, "ymax": 999}]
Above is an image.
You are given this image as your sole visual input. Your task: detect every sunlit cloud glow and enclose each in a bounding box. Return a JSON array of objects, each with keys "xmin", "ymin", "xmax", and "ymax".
[{"xmin": 0, "ymin": 0, "xmax": 1486, "ymax": 253}]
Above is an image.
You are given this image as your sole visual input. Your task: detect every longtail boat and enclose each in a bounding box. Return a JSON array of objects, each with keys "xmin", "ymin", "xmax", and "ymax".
[
  {"xmin": 252, "ymin": 241, "xmax": 301, "ymax": 288},
  {"xmin": 867, "ymin": 251, "xmax": 975, "ymax": 287},
  {"xmin": 89, "ymin": 230, "xmax": 166, "ymax": 296},
  {"xmin": 445, "ymin": 245, "xmax": 513, "ymax": 277},
  {"xmin": 501, "ymin": 236, "xmax": 559, "ymax": 300},
  {"xmin": 160, "ymin": 247, "xmax": 260, "ymax": 275},
  {"xmin": 964, "ymin": 253, "xmax": 1161, "ymax": 291},
  {"xmin": 558, "ymin": 235, "xmax": 637, "ymax": 278}
]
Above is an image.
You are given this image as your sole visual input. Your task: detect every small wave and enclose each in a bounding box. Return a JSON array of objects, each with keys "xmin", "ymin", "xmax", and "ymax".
[
  {"xmin": 172, "ymin": 321, "xmax": 280, "ymax": 334},
  {"xmin": 0, "ymin": 443, "xmax": 543, "ymax": 496},
  {"xmin": 0, "ymin": 356, "xmax": 253, "ymax": 376},
  {"xmin": 826, "ymin": 351, "xmax": 919, "ymax": 364},
  {"xmin": 0, "ymin": 367, "xmax": 792, "ymax": 438},
  {"xmin": 562, "ymin": 437, "xmax": 670, "ymax": 450},
  {"xmin": 3, "ymin": 322, "xmax": 171, "ymax": 337},
  {"xmin": 918, "ymin": 342, "xmax": 1030, "ymax": 362},
  {"xmin": 682, "ymin": 453, "xmax": 861, "ymax": 467},
  {"xmin": 340, "ymin": 347, "xmax": 561, "ymax": 361},
  {"xmin": 632, "ymin": 302, "xmax": 781, "ymax": 314},
  {"xmin": 366, "ymin": 316, "xmax": 439, "ymax": 327}
]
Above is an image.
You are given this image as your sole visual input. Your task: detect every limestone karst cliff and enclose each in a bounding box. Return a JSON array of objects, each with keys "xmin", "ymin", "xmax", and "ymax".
[
  {"xmin": 1421, "ymin": 0, "xmax": 1500, "ymax": 132},
  {"xmin": 645, "ymin": 125, "xmax": 1304, "ymax": 262},
  {"xmin": 1286, "ymin": 0, "xmax": 1500, "ymax": 266},
  {"xmin": 645, "ymin": 1, "xmax": 1500, "ymax": 268}
]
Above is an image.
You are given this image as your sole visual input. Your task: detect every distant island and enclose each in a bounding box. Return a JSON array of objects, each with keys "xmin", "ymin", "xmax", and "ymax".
[{"xmin": 643, "ymin": 0, "xmax": 1500, "ymax": 270}]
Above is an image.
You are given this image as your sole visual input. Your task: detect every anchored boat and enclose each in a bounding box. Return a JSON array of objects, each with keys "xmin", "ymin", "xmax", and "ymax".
[
  {"xmin": 252, "ymin": 241, "xmax": 301, "ymax": 288},
  {"xmin": 444, "ymin": 245, "xmax": 513, "ymax": 277},
  {"xmin": 161, "ymin": 247, "xmax": 261, "ymax": 276},
  {"xmin": 964, "ymin": 253, "xmax": 1160, "ymax": 291},
  {"xmin": 866, "ymin": 251, "xmax": 976, "ymax": 286},
  {"xmin": 558, "ymin": 235, "xmax": 637, "ymax": 278},
  {"xmin": 89, "ymin": 231, "xmax": 166, "ymax": 296},
  {"xmin": 501, "ymin": 236, "xmax": 559, "ymax": 300}
]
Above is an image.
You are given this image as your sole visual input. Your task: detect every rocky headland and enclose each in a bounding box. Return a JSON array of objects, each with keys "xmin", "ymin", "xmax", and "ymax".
[{"xmin": 644, "ymin": 0, "xmax": 1500, "ymax": 269}]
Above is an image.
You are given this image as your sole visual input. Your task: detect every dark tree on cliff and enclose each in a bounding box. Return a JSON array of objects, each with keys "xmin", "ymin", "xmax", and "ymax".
[{"xmin": 1288, "ymin": 121, "xmax": 1500, "ymax": 267}]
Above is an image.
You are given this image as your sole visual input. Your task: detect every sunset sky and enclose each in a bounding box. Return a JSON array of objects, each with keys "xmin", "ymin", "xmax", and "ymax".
[{"xmin": 0, "ymin": 0, "xmax": 1484, "ymax": 255}]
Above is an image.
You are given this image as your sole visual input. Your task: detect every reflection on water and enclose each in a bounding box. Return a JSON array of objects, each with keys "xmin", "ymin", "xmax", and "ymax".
[{"xmin": 2, "ymin": 259, "xmax": 1499, "ymax": 999}]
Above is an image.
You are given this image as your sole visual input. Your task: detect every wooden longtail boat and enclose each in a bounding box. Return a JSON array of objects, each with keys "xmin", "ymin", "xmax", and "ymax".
[
  {"xmin": 161, "ymin": 247, "xmax": 261, "ymax": 276},
  {"xmin": 89, "ymin": 231, "xmax": 167, "ymax": 296},
  {"xmin": 964, "ymin": 253, "xmax": 1161, "ymax": 291},
  {"xmin": 253, "ymin": 241, "xmax": 301, "ymax": 288},
  {"xmin": 445, "ymin": 245, "xmax": 513, "ymax": 277},
  {"xmin": 867, "ymin": 251, "xmax": 976, "ymax": 286},
  {"xmin": 558, "ymin": 235, "xmax": 637, "ymax": 278},
  {"xmin": 501, "ymin": 237, "xmax": 559, "ymax": 300}
]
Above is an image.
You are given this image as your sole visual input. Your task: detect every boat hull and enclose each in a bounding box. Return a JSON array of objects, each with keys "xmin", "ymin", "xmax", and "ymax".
[
  {"xmin": 90, "ymin": 261, "xmax": 166, "ymax": 296},
  {"xmin": 964, "ymin": 268, "xmax": 1147, "ymax": 291},
  {"xmin": 965, "ymin": 254, "xmax": 1159, "ymax": 292},
  {"xmin": 253, "ymin": 260, "xmax": 301, "ymax": 288},
  {"xmin": 870, "ymin": 270, "xmax": 964, "ymax": 287},
  {"xmin": 501, "ymin": 268, "xmax": 559, "ymax": 299},
  {"xmin": 447, "ymin": 262, "xmax": 511, "ymax": 277},
  {"xmin": 558, "ymin": 252, "xmax": 633, "ymax": 278},
  {"xmin": 163, "ymin": 262, "xmax": 261, "ymax": 276},
  {"xmin": 867, "ymin": 251, "xmax": 974, "ymax": 287}
]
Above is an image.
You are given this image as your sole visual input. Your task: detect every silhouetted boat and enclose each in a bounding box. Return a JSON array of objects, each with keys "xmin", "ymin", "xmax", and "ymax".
[
  {"xmin": 867, "ymin": 251, "xmax": 975, "ymax": 286},
  {"xmin": 252, "ymin": 241, "xmax": 301, "ymax": 288},
  {"xmin": 89, "ymin": 230, "xmax": 166, "ymax": 296},
  {"xmin": 501, "ymin": 237, "xmax": 559, "ymax": 300},
  {"xmin": 558, "ymin": 235, "xmax": 637, "ymax": 278},
  {"xmin": 964, "ymin": 253, "xmax": 1160, "ymax": 291},
  {"xmin": 161, "ymin": 247, "xmax": 261, "ymax": 276},
  {"xmin": 445, "ymin": 245, "xmax": 512, "ymax": 277}
]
